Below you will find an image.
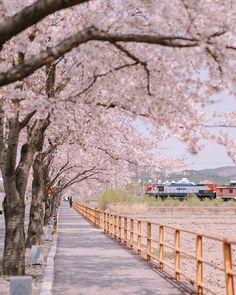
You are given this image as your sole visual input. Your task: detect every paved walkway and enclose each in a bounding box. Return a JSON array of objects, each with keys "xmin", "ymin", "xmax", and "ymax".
[{"xmin": 53, "ymin": 204, "xmax": 193, "ymax": 295}]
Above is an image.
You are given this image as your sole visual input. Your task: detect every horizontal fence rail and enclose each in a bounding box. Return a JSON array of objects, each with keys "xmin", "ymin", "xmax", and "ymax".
[{"xmin": 73, "ymin": 201, "xmax": 235, "ymax": 295}]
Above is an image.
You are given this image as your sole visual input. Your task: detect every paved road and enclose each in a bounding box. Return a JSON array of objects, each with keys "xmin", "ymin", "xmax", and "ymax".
[{"xmin": 53, "ymin": 204, "xmax": 194, "ymax": 295}]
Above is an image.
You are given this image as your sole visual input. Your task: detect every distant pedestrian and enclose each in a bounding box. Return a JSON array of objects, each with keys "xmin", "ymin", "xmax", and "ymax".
[{"xmin": 69, "ymin": 196, "xmax": 73, "ymax": 208}]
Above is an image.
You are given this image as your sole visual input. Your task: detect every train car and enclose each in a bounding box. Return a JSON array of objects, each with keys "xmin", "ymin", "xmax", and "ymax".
[
  {"xmin": 215, "ymin": 180, "xmax": 236, "ymax": 201},
  {"xmin": 145, "ymin": 181, "xmax": 216, "ymax": 200}
]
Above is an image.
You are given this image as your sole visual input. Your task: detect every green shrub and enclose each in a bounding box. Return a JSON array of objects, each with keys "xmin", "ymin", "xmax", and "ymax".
[
  {"xmin": 98, "ymin": 189, "xmax": 133, "ymax": 210},
  {"xmin": 98, "ymin": 190, "xmax": 231, "ymax": 210},
  {"xmin": 136, "ymin": 195, "xmax": 159, "ymax": 204},
  {"xmin": 184, "ymin": 195, "xmax": 202, "ymax": 205}
]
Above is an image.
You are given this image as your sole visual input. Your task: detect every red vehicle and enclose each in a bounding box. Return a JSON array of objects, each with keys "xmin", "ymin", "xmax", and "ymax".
[
  {"xmin": 145, "ymin": 184, "xmax": 155, "ymax": 192},
  {"xmin": 215, "ymin": 181, "xmax": 236, "ymax": 201}
]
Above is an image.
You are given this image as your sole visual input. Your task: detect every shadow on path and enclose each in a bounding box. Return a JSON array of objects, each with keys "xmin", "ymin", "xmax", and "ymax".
[{"xmin": 53, "ymin": 204, "xmax": 195, "ymax": 295}]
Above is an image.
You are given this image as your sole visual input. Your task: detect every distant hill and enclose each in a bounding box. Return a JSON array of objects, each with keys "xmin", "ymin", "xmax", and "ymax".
[{"xmin": 141, "ymin": 166, "xmax": 236, "ymax": 184}]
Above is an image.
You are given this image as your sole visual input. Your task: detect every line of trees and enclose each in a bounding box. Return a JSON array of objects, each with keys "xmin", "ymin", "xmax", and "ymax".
[{"xmin": 0, "ymin": 0, "xmax": 236, "ymax": 275}]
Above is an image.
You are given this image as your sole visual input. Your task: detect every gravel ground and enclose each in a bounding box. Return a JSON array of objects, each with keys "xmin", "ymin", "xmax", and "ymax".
[
  {"xmin": 0, "ymin": 202, "xmax": 53, "ymax": 295},
  {"xmin": 108, "ymin": 206, "xmax": 236, "ymax": 295},
  {"xmin": 0, "ymin": 238, "xmax": 51, "ymax": 295}
]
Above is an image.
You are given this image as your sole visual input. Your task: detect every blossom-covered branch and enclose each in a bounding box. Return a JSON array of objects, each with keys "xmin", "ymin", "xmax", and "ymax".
[
  {"xmin": 0, "ymin": 27, "xmax": 198, "ymax": 86},
  {"xmin": 0, "ymin": 0, "xmax": 89, "ymax": 49}
]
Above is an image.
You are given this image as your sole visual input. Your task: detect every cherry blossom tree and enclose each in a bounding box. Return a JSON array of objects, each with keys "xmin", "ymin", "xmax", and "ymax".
[
  {"xmin": 1, "ymin": 0, "xmax": 236, "ymax": 276},
  {"xmin": 1, "ymin": 0, "xmax": 236, "ymax": 150},
  {"xmin": 26, "ymin": 107, "xmax": 186, "ymax": 248},
  {"xmin": 0, "ymin": 104, "xmax": 49, "ymax": 275}
]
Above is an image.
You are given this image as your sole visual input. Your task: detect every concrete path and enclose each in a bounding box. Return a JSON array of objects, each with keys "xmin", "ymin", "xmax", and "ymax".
[{"xmin": 53, "ymin": 204, "xmax": 193, "ymax": 295}]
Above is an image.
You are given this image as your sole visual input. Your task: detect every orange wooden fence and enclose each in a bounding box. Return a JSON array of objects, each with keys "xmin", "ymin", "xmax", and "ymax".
[{"xmin": 73, "ymin": 201, "xmax": 235, "ymax": 295}]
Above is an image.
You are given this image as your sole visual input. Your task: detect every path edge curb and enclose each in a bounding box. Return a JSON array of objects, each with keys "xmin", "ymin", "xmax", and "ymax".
[{"xmin": 40, "ymin": 207, "xmax": 61, "ymax": 295}]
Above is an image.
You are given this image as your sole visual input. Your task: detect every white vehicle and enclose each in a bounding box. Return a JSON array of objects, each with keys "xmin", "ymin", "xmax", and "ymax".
[{"xmin": 0, "ymin": 177, "xmax": 4, "ymax": 214}]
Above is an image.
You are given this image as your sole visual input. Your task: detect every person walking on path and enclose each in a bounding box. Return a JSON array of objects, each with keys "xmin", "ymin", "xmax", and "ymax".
[{"xmin": 69, "ymin": 196, "xmax": 73, "ymax": 208}]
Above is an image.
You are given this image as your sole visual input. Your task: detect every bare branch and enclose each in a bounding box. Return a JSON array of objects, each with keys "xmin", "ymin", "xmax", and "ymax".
[
  {"xmin": 97, "ymin": 147, "xmax": 137, "ymax": 166},
  {"xmin": 205, "ymin": 47, "xmax": 223, "ymax": 81},
  {"xmin": 96, "ymin": 101, "xmax": 149, "ymax": 118},
  {"xmin": 0, "ymin": 27, "xmax": 198, "ymax": 86},
  {"xmin": 226, "ymin": 45, "xmax": 236, "ymax": 51},
  {"xmin": 114, "ymin": 126, "xmax": 129, "ymax": 141},
  {"xmin": 72, "ymin": 62, "xmax": 137, "ymax": 99},
  {"xmin": 61, "ymin": 171, "xmax": 99, "ymax": 190},
  {"xmin": 113, "ymin": 43, "xmax": 151, "ymax": 95},
  {"xmin": 203, "ymin": 124, "xmax": 236, "ymax": 128},
  {"xmin": 49, "ymin": 160, "xmax": 70, "ymax": 186},
  {"xmin": 208, "ymin": 30, "xmax": 228, "ymax": 40},
  {"xmin": 53, "ymin": 166, "xmax": 100, "ymax": 195},
  {"xmin": 180, "ymin": 0, "xmax": 199, "ymax": 37},
  {"xmin": 19, "ymin": 110, "xmax": 37, "ymax": 129},
  {"xmin": 0, "ymin": 0, "xmax": 89, "ymax": 49}
]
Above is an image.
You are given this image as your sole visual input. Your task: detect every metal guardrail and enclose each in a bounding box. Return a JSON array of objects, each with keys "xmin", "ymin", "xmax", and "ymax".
[{"xmin": 73, "ymin": 201, "xmax": 235, "ymax": 295}]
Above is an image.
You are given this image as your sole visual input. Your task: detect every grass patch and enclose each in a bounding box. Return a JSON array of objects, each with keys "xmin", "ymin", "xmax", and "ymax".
[
  {"xmin": 98, "ymin": 189, "xmax": 133, "ymax": 210},
  {"xmin": 98, "ymin": 189, "xmax": 236, "ymax": 211}
]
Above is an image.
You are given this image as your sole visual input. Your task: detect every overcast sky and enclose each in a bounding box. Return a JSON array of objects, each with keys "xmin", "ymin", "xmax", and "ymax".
[
  {"xmin": 163, "ymin": 137, "xmax": 235, "ymax": 170},
  {"xmin": 163, "ymin": 92, "xmax": 236, "ymax": 170}
]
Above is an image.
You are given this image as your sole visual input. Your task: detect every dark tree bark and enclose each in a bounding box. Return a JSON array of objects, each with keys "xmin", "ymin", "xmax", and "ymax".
[
  {"xmin": 42, "ymin": 152, "xmax": 54, "ymax": 226},
  {"xmin": 0, "ymin": 0, "xmax": 89, "ymax": 49},
  {"xmin": 26, "ymin": 153, "xmax": 44, "ymax": 248},
  {"xmin": 50, "ymin": 193, "xmax": 61, "ymax": 217},
  {"xmin": 0, "ymin": 110, "xmax": 50, "ymax": 275},
  {"xmin": 27, "ymin": 144, "xmax": 56, "ymax": 245},
  {"xmin": 43, "ymin": 197, "xmax": 51, "ymax": 226},
  {"xmin": 1, "ymin": 112, "xmax": 33, "ymax": 275},
  {"xmin": 3, "ymin": 182, "xmax": 25, "ymax": 275}
]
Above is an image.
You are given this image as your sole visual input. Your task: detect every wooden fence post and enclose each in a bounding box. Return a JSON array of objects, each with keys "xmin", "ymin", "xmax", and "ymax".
[
  {"xmin": 159, "ymin": 225, "xmax": 164, "ymax": 269},
  {"xmin": 107, "ymin": 213, "xmax": 110, "ymax": 234},
  {"xmin": 147, "ymin": 222, "xmax": 152, "ymax": 261},
  {"xmin": 196, "ymin": 234, "xmax": 203, "ymax": 295},
  {"xmin": 223, "ymin": 240, "xmax": 235, "ymax": 295},
  {"xmin": 94, "ymin": 209, "xmax": 96, "ymax": 223},
  {"xmin": 97, "ymin": 211, "xmax": 101, "ymax": 228},
  {"xmin": 130, "ymin": 219, "xmax": 134, "ymax": 249},
  {"xmin": 118, "ymin": 216, "xmax": 122, "ymax": 241},
  {"xmin": 175, "ymin": 229, "xmax": 180, "ymax": 280},
  {"xmin": 110, "ymin": 214, "xmax": 113, "ymax": 235},
  {"xmin": 93, "ymin": 209, "xmax": 95, "ymax": 225},
  {"xmin": 138, "ymin": 220, "xmax": 142, "ymax": 255},
  {"xmin": 114, "ymin": 215, "xmax": 117, "ymax": 238},
  {"xmin": 124, "ymin": 217, "xmax": 127, "ymax": 245},
  {"xmin": 103, "ymin": 212, "xmax": 107, "ymax": 232}
]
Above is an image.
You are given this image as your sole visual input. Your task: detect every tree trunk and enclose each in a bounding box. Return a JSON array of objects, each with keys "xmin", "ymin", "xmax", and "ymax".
[
  {"xmin": 3, "ymin": 192, "xmax": 25, "ymax": 275},
  {"xmin": 1, "ymin": 113, "xmax": 50, "ymax": 275},
  {"xmin": 1, "ymin": 114, "xmax": 26, "ymax": 276},
  {"xmin": 44, "ymin": 197, "xmax": 51, "ymax": 226},
  {"xmin": 26, "ymin": 154, "xmax": 44, "ymax": 248},
  {"xmin": 52, "ymin": 193, "xmax": 61, "ymax": 212}
]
